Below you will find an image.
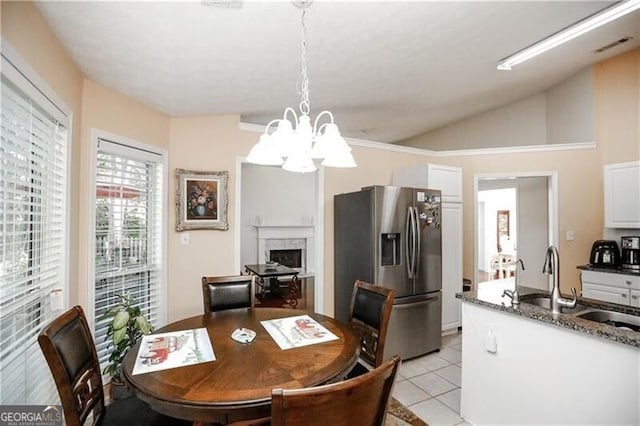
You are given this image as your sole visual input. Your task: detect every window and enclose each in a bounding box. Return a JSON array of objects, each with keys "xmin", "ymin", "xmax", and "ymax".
[
  {"xmin": 0, "ymin": 69, "xmax": 68, "ymax": 404},
  {"xmin": 91, "ymin": 136, "xmax": 166, "ymax": 374}
]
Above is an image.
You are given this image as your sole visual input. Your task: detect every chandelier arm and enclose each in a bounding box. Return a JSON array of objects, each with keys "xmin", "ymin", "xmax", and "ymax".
[
  {"xmin": 316, "ymin": 122, "xmax": 330, "ymax": 135},
  {"xmin": 265, "ymin": 119, "xmax": 283, "ymax": 134},
  {"xmin": 282, "ymin": 107, "xmax": 299, "ymax": 124},
  {"xmin": 312, "ymin": 110, "xmax": 335, "ymax": 135}
]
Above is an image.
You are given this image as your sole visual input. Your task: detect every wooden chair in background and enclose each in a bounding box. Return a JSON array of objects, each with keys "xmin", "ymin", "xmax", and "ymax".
[
  {"xmin": 202, "ymin": 275, "xmax": 256, "ymax": 313},
  {"xmin": 347, "ymin": 280, "xmax": 395, "ymax": 377},
  {"xmin": 38, "ymin": 306, "xmax": 187, "ymax": 426},
  {"xmin": 270, "ymin": 355, "xmax": 401, "ymax": 426}
]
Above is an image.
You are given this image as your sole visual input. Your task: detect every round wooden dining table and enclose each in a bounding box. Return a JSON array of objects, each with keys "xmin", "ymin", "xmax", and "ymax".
[{"xmin": 122, "ymin": 308, "xmax": 360, "ymax": 424}]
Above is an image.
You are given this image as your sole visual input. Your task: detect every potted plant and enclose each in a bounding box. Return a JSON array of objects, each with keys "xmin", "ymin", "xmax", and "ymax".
[{"xmin": 102, "ymin": 293, "xmax": 153, "ymax": 400}]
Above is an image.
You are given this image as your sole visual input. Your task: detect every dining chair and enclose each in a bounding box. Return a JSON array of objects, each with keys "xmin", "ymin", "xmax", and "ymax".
[
  {"xmin": 270, "ymin": 355, "xmax": 401, "ymax": 426},
  {"xmin": 38, "ymin": 305, "xmax": 187, "ymax": 426},
  {"xmin": 202, "ymin": 275, "xmax": 256, "ymax": 313},
  {"xmin": 347, "ymin": 280, "xmax": 395, "ymax": 378}
]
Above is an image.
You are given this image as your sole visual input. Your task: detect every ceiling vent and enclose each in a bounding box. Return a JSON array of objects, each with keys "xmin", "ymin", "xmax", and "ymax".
[
  {"xmin": 201, "ymin": 0, "xmax": 243, "ymax": 8},
  {"xmin": 593, "ymin": 37, "xmax": 633, "ymax": 54}
]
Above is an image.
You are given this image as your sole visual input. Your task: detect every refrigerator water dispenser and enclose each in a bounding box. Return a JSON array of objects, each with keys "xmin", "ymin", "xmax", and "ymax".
[{"xmin": 381, "ymin": 233, "xmax": 401, "ymax": 266}]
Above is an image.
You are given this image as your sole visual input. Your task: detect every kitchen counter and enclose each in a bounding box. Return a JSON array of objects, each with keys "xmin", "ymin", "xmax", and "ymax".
[
  {"xmin": 456, "ymin": 284, "xmax": 640, "ymax": 348},
  {"xmin": 577, "ymin": 264, "xmax": 640, "ymax": 276},
  {"xmin": 459, "ymin": 281, "xmax": 640, "ymax": 424}
]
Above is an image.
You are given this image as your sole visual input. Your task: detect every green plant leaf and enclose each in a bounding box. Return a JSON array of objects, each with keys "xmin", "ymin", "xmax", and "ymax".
[
  {"xmin": 113, "ymin": 327, "xmax": 126, "ymax": 345},
  {"xmin": 112, "ymin": 310, "xmax": 130, "ymax": 330},
  {"xmin": 135, "ymin": 315, "xmax": 152, "ymax": 334}
]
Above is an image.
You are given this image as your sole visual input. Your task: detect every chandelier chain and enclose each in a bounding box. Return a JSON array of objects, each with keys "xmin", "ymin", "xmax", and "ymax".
[{"xmin": 298, "ymin": 9, "xmax": 310, "ymax": 116}]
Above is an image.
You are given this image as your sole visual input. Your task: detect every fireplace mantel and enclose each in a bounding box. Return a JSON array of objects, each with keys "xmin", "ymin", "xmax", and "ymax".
[
  {"xmin": 254, "ymin": 225, "xmax": 313, "ymax": 240},
  {"xmin": 255, "ymin": 225, "xmax": 314, "ymax": 274}
]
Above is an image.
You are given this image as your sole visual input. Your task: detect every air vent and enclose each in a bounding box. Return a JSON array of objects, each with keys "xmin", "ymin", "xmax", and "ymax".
[
  {"xmin": 201, "ymin": 0, "xmax": 243, "ymax": 8},
  {"xmin": 593, "ymin": 37, "xmax": 633, "ymax": 54}
]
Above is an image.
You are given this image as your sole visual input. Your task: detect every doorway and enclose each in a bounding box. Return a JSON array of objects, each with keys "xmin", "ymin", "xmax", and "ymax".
[
  {"xmin": 234, "ymin": 160, "xmax": 324, "ymax": 312},
  {"xmin": 474, "ymin": 173, "xmax": 557, "ymax": 291},
  {"xmin": 477, "ymin": 187, "xmax": 517, "ymax": 282}
]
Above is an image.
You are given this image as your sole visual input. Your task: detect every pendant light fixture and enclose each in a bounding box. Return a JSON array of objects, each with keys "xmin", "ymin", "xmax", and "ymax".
[{"xmin": 246, "ymin": 0, "xmax": 357, "ymax": 173}]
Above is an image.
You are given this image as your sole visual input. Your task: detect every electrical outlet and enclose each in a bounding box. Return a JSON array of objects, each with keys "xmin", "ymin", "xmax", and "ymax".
[
  {"xmin": 180, "ymin": 233, "xmax": 190, "ymax": 246},
  {"xmin": 566, "ymin": 230, "xmax": 575, "ymax": 241}
]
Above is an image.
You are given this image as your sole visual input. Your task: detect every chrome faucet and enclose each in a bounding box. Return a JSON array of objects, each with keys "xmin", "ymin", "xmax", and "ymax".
[
  {"xmin": 502, "ymin": 259, "xmax": 525, "ymax": 305},
  {"xmin": 542, "ymin": 245, "xmax": 577, "ymax": 314}
]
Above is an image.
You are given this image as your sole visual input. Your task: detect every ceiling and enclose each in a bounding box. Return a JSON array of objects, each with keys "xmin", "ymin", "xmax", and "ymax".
[{"xmin": 35, "ymin": 1, "xmax": 640, "ymax": 145}]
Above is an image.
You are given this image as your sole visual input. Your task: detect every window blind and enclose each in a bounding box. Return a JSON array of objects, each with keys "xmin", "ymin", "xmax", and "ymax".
[
  {"xmin": 93, "ymin": 139, "xmax": 164, "ymax": 375},
  {"xmin": 0, "ymin": 75, "xmax": 67, "ymax": 404}
]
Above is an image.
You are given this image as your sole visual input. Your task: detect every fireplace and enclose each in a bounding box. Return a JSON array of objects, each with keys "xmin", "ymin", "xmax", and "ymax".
[
  {"xmin": 270, "ymin": 249, "xmax": 302, "ymax": 269},
  {"xmin": 255, "ymin": 226, "xmax": 314, "ymax": 275}
]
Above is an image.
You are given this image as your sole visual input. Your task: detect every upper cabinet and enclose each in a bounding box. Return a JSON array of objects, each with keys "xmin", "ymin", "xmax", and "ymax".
[
  {"xmin": 604, "ymin": 161, "xmax": 640, "ymax": 228},
  {"xmin": 392, "ymin": 163, "xmax": 463, "ymax": 203}
]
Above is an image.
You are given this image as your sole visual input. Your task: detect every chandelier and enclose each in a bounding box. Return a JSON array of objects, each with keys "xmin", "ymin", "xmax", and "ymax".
[{"xmin": 246, "ymin": 1, "xmax": 357, "ymax": 173}]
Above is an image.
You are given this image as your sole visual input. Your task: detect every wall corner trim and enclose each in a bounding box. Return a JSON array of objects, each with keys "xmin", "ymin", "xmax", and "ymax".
[{"xmin": 238, "ymin": 121, "xmax": 597, "ymax": 158}]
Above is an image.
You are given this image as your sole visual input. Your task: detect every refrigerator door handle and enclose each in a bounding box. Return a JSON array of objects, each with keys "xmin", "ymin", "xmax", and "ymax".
[
  {"xmin": 405, "ymin": 207, "xmax": 414, "ymax": 278},
  {"xmin": 412, "ymin": 206, "xmax": 421, "ymax": 278},
  {"xmin": 394, "ymin": 295, "xmax": 440, "ymax": 309}
]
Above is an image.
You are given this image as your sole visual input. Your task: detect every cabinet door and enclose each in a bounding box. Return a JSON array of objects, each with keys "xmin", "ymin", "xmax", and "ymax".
[
  {"xmin": 391, "ymin": 163, "xmax": 463, "ymax": 203},
  {"xmin": 441, "ymin": 203, "xmax": 463, "ymax": 331},
  {"xmin": 582, "ymin": 282, "xmax": 629, "ymax": 305},
  {"xmin": 604, "ymin": 162, "xmax": 640, "ymax": 228},
  {"xmin": 427, "ymin": 164, "xmax": 463, "ymax": 203},
  {"xmin": 630, "ymin": 290, "xmax": 640, "ymax": 308}
]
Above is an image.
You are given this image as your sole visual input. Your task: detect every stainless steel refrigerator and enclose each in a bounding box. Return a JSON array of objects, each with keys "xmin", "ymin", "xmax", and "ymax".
[{"xmin": 334, "ymin": 185, "xmax": 442, "ymax": 360}]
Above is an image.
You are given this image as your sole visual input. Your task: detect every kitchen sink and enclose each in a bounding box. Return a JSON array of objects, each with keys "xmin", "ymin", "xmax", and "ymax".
[
  {"xmin": 574, "ymin": 309, "xmax": 640, "ymax": 332},
  {"xmin": 520, "ymin": 296, "xmax": 588, "ymax": 314}
]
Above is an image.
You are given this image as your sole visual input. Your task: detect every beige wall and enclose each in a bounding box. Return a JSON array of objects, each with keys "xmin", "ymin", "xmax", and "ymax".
[
  {"xmin": 1, "ymin": 1, "xmax": 84, "ymax": 304},
  {"xmin": 167, "ymin": 116, "xmax": 257, "ymax": 321},
  {"xmin": 431, "ymin": 149, "xmax": 602, "ymax": 293},
  {"xmin": 3, "ymin": 1, "xmax": 638, "ymax": 321},
  {"xmin": 594, "ymin": 48, "xmax": 640, "ymax": 165},
  {"xmin": 78, "ymin": 79, "xmax": 171, "ymax": 310}
]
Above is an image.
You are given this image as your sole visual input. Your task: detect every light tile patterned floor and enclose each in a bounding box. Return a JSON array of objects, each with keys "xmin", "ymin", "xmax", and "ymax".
[{"xmin": 393, "ymin": 331, "xmax": 466, "ymax": 426}]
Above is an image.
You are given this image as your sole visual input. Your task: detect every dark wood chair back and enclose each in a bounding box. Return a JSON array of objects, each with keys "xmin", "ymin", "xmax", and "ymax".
[
  {"xmin": 38, "ymin": 306, "xmax": 106, "ymax": 426},
  {"xmin": 348, "ymin": 280, "xmax": 395, "ymax": 368},
  {"xmin": 202, "ymin": 275, "xmax": 256, "ymax": 313},
  {"xmin": 271, "ymin": 355, "xmax": 400, "ymax": 426}
]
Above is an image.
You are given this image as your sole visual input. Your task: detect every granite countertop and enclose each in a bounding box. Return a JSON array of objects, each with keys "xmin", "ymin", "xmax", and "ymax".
[
  {"xmin": 456, "ymin": 284, "xmax": 640, "ymax": 348},
  {"xmin": 577, "ymin": 264, "xmax": 640, "ymax": 276}
]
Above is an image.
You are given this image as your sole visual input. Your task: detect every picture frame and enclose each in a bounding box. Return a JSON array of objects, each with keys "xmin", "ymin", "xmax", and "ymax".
[
  {"xmin": 175, "ymin": 169, "xmax": 229, "ymax": 231},
  {"xmin": 496, "ymin": 210, "xmax": 510, "ymax": 252}
]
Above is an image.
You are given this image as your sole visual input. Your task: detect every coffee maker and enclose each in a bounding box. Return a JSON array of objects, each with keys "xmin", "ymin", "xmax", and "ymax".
[{"xmin": 621, "ymin": 236, "xmax": 640, "ymax": 271}]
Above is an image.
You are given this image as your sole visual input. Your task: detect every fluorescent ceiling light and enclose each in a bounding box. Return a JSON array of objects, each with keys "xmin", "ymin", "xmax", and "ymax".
[{"xmin": 497, "ymin": 0, "xmax": 640, "ymax": 70}]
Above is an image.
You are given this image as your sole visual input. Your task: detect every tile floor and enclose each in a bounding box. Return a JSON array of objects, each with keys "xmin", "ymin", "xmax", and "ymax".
[{"xmin": 393, "ymin": 331, "xmax": 469, "ymax": 426}]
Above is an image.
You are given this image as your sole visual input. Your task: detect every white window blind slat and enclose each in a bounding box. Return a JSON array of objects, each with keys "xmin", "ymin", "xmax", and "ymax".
[{"xmin": 0, "ymin": 73, "xmax": 68, "ymax": 405}]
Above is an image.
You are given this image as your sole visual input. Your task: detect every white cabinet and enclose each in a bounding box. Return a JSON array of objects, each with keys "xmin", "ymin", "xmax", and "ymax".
[
  {"xmin": 461, "ymin": 301, "xmax": 640, "ymax": 425},
  {"xmin": 441, "ymin": 203, "xmax": 463, "ymax": 331},
  {"xmin": 604, "ymin": 161, "xmax": 640, "ymax": 228},
  {"xmin": 392, "ymin": 163, "xmax": 463, "ymax": 332},
  {"xmin": 581, "ymin": 270, "xmax": 640, "ymax": 306},
  {"xmin": 582, "ymin": 282, "xmax": 629, "ymax": 305},
  {"xmin": 392, "ymin": 163, "xmax": 463, "ymax": 203}
]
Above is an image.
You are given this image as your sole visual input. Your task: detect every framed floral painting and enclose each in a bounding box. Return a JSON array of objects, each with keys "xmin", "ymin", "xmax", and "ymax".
[{"xmin": 175, "ymin": 169, "xmax": 229, "ymax": 231}]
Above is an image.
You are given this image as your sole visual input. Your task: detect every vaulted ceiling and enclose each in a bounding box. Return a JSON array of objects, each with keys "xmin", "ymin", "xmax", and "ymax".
[{"xmin": 36, "ymin": 1, "xmax": 640, "ymax": 144}]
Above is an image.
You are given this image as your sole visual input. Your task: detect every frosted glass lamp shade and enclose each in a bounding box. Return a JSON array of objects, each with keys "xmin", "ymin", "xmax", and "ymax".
[
  {"xmin": 322, "ymin": 150, "xmax": 357, "ymax": 168},
  {"xmin": 246, "ymin": 134, "xmax": 284, "ymax": 166},
  {"xmin": 283, "ymin": 154, "xmax": 317, "ymax": 173}
]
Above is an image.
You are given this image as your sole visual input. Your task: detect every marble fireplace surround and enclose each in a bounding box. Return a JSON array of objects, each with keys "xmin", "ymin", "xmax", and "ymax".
[{"xmin": 255, "ymin": 225, "xmax": 314, "ymax": 275}]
